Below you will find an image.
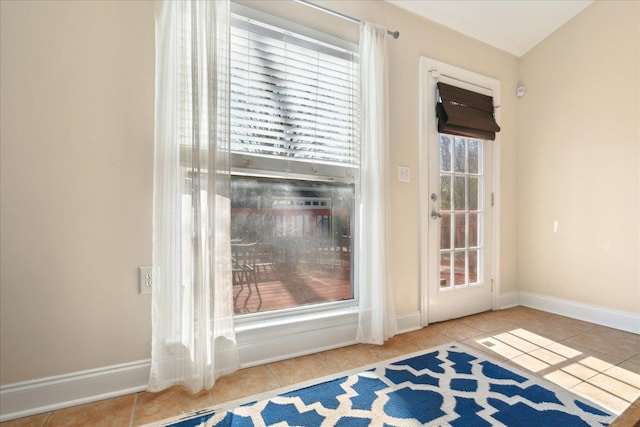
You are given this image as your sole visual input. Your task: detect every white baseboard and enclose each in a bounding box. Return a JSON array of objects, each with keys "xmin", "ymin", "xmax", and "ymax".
[
  {"xmin": 0, "ymin": 360, "xmax": 150, "ymax": 422},
  {"xmin": 396, "ymin": 311, "xmax": 422, "ymax": 334},
  {"xmin": 498, "ymin": 291, "xmax": 520, "ymax": 309},
  {"xmin": 0, "ymin": 310, "xmax": 418, "ymax": 422},
  {"xmin": 519, "ymin": 291, "xmax": 640, "ymax": 334}
]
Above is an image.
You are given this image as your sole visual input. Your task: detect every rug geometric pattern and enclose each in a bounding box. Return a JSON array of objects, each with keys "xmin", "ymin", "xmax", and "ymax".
[{"xmin": 161, "ymin": 344, "xmax": 614, "ymax": 427}]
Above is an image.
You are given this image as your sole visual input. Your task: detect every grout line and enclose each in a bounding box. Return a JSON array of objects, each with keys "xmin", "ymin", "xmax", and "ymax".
[
  {"xmin": 354, "ymin": 343, "xmax": 382, "ymax": 362},
  {"xmin": 41, "ymin": 412, "xmax": 52, "ymax": 427},
  {"xmin": 129, "ymin": 392, "xmax": 139, "ymax": 427},
  {"xmin": 317, "ymin": 351, "xmax": 334, "ymax": 372},
  {"xmin": 266, "ymin": 363, "xmax": 282, "ymax": 388}
]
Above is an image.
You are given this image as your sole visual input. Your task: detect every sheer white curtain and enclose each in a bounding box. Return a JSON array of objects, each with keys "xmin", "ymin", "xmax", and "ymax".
[
  {"xmin": 356, "ymin": 22, "xmax": 397, "ymax": 344},
  {"xmin": 150, "ymin": 0, "xmax": 239, "ymax": 393}
]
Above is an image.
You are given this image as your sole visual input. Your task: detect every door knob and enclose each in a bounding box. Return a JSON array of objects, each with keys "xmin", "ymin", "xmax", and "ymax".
[{"xmin": 431, "ymin": 210, "xmax": 442, "ymax": 220}]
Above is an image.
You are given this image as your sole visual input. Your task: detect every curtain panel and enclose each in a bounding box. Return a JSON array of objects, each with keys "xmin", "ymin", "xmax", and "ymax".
[
  {"xmin": 356, "ymin": 22, "xmax": 397, "ymax": 345},
  {"xmin": 150, "ymin": 0, "xmax": 239, "ymax": 393}
]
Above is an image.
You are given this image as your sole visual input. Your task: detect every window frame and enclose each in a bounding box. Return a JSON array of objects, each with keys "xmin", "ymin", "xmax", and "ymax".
[{"xmin": 229, "ymin": 3, "xmax": 361, "ymax": 361}]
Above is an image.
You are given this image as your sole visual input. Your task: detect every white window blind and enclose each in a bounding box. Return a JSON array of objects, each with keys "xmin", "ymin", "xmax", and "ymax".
[{"xmin": 230, "ymin": 14, "xmax": 359, "ymax": 180}]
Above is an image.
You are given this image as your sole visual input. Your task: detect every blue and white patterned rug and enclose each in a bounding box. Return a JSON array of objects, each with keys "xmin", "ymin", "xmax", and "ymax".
[{"xmin": 152, "ymin": 344, "xmax": 614, "ymax": 426}]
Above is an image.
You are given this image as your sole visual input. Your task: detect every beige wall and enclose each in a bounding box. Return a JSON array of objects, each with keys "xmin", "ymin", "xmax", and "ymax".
[
  {"xmin": 0, "ymin": 0, "xmax": 519, "ymax": 384},
  {"xmin": 0, "ymin": 0, "xmax": 155, "ymax": 384},
  {"xmin": 517, "ymin": 1, "xmax": 640, "ymax": 313}
]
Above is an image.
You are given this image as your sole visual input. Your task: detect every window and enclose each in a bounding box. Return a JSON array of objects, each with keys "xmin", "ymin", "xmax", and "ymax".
[
  {"xmin": 229, "ymin": 7, "xmax": 359, "ymax": 315},
  {"xmin": 438, "ymin": 135, "xmax": 484, "ymax": 287}
]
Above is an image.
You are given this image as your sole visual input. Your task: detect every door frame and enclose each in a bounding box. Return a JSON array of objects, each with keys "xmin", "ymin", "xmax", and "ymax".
[{"xmin": 418, "ymin": 57, "xmax": 502, "ymax": 327}]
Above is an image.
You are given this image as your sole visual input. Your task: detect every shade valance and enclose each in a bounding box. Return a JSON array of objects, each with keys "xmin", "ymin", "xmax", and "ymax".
[{"xmin": 436, "ymin": 82, "xmax": 500, "ymax": 141}]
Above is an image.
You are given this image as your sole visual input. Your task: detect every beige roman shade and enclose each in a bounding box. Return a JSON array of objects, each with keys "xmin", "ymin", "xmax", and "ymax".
[{"xmin": 436, "ymin": 82, "xmax": 501, "ymax": 140}]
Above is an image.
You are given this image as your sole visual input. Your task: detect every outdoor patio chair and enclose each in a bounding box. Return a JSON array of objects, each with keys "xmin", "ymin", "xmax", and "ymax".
[{"xmin": 232, "ymin": 242, "xmax": 262, "ymax": 313}]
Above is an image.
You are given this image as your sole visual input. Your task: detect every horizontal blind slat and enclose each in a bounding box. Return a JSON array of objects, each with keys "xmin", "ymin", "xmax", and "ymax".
[{"xmin": 230, "ymin": 12, "xmax": 358, "ymax": 170}]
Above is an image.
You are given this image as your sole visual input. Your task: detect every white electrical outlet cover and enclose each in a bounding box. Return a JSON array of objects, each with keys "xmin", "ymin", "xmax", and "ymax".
[{"xmin": 139, "ymin": 266, "xmax": 152, "ymax": 294}]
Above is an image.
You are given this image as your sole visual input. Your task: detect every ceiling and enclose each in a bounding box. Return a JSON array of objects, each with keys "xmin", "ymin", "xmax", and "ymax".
[{"xmin": 387, "ymin": 0, "xmax": 593, "ymax": 57}]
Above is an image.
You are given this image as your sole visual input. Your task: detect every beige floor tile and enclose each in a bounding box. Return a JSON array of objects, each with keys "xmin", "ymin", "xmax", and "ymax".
[
  {"xmin": 530, "ymin": 346, "xmax": 577, "ymax": 366},
  {"xmin": 588, "ymin": 325, "xmax": 640, "ymax": 342},
  {"xmin": 317, "ymin": 344, "xmax": 381, "ymax": 372},
  {"xmin": 542, "ymin": 369, "xmax": 584, "ymax": 389},
  {"xmin": 507, "ymin": 328, "xmax": 557, "ymax": 348},
  {"xmin": 579, "ymin": 355, "xmax": 621, "ymax": 374},
  {"xmin": 545, "ymin": 340, "xmax": 632, "ymax": 370},
  {"xmin": 133, "ymin": 386, "xmax": 213, "ymax": 426},
  {"xmin": 426, "ymin": 319, "xmax": 485, "ymax": 341},
  {"xmin": 212, "ymin": 365, "xmax": 280, "ymax": 405},
  {"xmin": 494, "ymin": 306, "xmax": 550, "ymax": 324},
  {"xmin": 586, "ymin": 374, "xmax": 640, "ymax": 404},
  {"xmin": 566, "ymin": 328, "xmax": 640, "ymax": 360},
  {"xmin": 491, "ymin": 330, "xmax": 542, "ymax": 353},
  {"xmin": 610, "ymin": 397, "xmax": 640, "ymax": 427},
  {"xmin": 0, "ymin": 414, "xmax": 50, "ymax": 427},
  {"xmin": 520, "ymin": 315, "xmax": 596, "ymax": 341},
  {"xmin": 536, "ymin": 341, "xmax": 633, "ymax": 391},
  {"xmin": 561, "ymin": 361, "xmax": 600, "ymax": 382},
  {"xmin": 615, "ymin": 360, "xmax": 640, "ymax": 377},
  {"xmin": 267, "ymin": 353, "xmax": 335, "ymax": 387},
  {"xmin": 400, "ymin": 328, "xmax": 454, "ymax": 349},
  {"xmin": 628, "ymin": 353, "xmax": 640, "ymax": 365},
  {"xmin": 510, "ymin": 353, "xmax": 553, "ymax": 374},
  {"xmin": 45, "ymin": 395, "xmax": 134, "ymax": 427},
  {"xmin": 461, "ymin": 331, "xmax": 522, "ymax": 361},
  {"xmin": 572, "ymin": 381, "xmax": 634, "ymax": 415},
  {"xmin": 457, "ymin": 311, "xmax": 519, "ymax": 333},
  {"xmin": 361, "ymin": 336, "xmax": 422, "ymax": 360}
]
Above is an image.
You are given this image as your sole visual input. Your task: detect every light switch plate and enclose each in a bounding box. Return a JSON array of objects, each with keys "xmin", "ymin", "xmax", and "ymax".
[{"xmin": 398, "ymin": 166, "xmax": 411, "ymax": 183}]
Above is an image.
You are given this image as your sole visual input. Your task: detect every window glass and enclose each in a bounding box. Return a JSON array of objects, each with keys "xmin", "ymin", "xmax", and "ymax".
[
  {"xmin": 229, "ymin": 10, "xmax": 358, "ymax": 315},
  {"xmin": 231, "ymin": 178, "xmax": 353, "ymax": 313}
]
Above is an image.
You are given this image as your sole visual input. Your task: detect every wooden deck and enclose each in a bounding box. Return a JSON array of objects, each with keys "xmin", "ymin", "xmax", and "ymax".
[{"xmin": 233, "ymin": 264, "xmax": 352, "ymax": 314}]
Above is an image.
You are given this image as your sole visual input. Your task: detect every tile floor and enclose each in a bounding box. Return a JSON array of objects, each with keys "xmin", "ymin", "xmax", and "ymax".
[{"xmin": 2, "ymin": 306, "xmax": 639, "ymax": 427}]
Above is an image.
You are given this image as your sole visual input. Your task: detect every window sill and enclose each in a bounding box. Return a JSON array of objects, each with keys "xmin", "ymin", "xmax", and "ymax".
[{"xmin": 235, "ymin": 302, "xmax": 359, "ymax": 367}]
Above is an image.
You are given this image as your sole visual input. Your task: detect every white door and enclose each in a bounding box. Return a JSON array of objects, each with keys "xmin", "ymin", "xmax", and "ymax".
[{"xmin": 419, "ymin": 58, "xmax": 500, "ymax": 324}]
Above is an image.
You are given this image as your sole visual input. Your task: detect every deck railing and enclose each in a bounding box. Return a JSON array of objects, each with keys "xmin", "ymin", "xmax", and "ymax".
[{"xmin": 231, "ymin": 207, "xmax": 351, "ymax": 272}]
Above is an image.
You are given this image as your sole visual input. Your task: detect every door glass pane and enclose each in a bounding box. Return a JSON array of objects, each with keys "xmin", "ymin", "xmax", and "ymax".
[
  {"xmin": 454, "ymin": 177, "xmax": 466, "ymax": 210},
  {"xmin": 440, "ymin": 135, "xmax": 452, "ymax": 172},
  {"xmin": 440, "ymin": 252, "xmax": 451, "ymax": 288},
  {"xmin": 454, "ymin": 252, "xmax": 466, "ymax": 285},
  {"xmin": 454, "ymin": 214, "xmax": 466, "ymax": 249},
  {"xmin": 469, "ymin": 177, "xmax": 479, "ymax": 211},
  {"xmin": 468, "ymin": 139, "xmax": 479, "ymax": 174},
  {"xmin": 440, "ymin": 213, "xmax": 451, "ymax": 250},
  {"xmin": 440, "ymin": 176, "xmax": 451, "ymax": 210},
  {"xmin": 469, "ymin": 250, "xmax": 479, "ymax": 283},
  {"xmin": 454, "ymin": 138, "xmax": 466, "ymax": 173},
  {"xmin": 468, "ymin": 213, "xmax": 479, "ymax": 247}
]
